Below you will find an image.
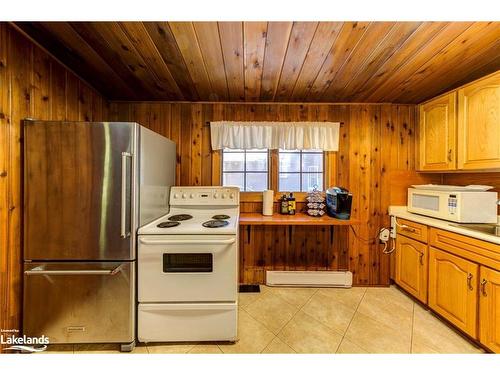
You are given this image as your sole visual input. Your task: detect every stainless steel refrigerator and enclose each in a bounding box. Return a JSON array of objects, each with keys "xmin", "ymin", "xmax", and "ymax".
[{"xmin": 22, "ymin": 120, "xmax": 176, "ymax": 351}]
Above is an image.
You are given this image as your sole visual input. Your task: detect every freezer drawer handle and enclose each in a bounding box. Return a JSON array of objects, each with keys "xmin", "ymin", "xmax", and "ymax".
[
  {"xmin": 139, "ymin": 238, "xmax": 236, "ymax": 245},
  {"xmin": 24, "ymin": 264, "xmax": 124, "ymax": 276},
  {"xmin": 121, "ymin": 152, "xmax": 132, "ymax": 239}
]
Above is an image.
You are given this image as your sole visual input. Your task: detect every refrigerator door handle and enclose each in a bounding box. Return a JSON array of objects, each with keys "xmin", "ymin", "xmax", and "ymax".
[
  {"xmin": 121, "ymin": 152, "xmax": 132, "ymax": 238},
  {"xmin": 25, "ymin": 264, "xmax": 124, "ymax": 276}
]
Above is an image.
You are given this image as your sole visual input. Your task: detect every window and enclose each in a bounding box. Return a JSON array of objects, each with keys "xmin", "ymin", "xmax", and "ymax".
[
  {"xmin": 279, "ymin": 149, "xmax": 323, "ymax": 192},
  {"xmin": 222, "ymin": 149, "xmax": 269, "ymax": 192}
]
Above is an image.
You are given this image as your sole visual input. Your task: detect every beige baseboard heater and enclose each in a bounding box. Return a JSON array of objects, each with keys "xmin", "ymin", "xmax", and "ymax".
[{"xmin": 266, "ymin": 271, "xmax": 353, "ymax": 288}]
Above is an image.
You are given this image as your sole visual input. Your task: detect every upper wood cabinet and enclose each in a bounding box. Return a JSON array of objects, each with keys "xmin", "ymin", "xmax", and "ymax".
[
  {"xmin": 479, "ymin": 266, "xmax": 500, "ymax": 352},
  {"xmin": 419, "ymin": 92, "xmax": 457, "ymax": 171},
  {"xmin": 395, "ymin": 235, "xmax": 428, "ymax": 303},
  {"xmin": 428, "ymin": 246, "xmax": 478, "ymax": 338},
  {"xmin": 457, "ymin": 71, "xmax": 500, "ymax": 170},
  {"xmin": 418, "ymin": 70, "xmax": 500, "ymax": 171}
]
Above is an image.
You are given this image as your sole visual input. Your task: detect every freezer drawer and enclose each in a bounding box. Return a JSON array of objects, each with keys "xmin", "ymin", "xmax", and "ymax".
[
  {"xmin": 138, "ymin": 302, "xmax": 237, "ymax": 342},
  {"xmin": 23, "ymin": 262, "xmax": 135, "ymax": 344}
]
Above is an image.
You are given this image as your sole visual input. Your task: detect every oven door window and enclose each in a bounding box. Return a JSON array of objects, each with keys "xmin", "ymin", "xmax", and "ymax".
[{"xmin": 163, "ymin": 253, "xmax": 213, "ymax": 273}]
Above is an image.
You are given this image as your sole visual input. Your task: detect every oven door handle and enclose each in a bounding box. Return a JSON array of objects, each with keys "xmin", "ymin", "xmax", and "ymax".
[{"xmin": 139, "ymin": 238, "xmax": 236, "ymax": 245}]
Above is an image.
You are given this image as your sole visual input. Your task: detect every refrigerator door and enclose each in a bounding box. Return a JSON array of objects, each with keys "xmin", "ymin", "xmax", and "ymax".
[
  {"xmin": 24, "ymin": 121, "xmax": 136, "ymax": 261},
  {"xmin": 23, "ymin": 262, "xmax": 135, "ymax": 344}
]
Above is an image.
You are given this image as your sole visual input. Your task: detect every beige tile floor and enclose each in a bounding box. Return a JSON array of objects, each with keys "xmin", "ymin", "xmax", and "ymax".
[{"xmin": 40, "ymin": 285, "xmax": 484, "ymax": 354}]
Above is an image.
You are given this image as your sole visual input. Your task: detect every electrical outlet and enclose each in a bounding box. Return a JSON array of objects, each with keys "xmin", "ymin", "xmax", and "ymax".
[
  {"xmin": 379, "ymin": 228, "xmax": 390, "ymax": 242},
  {"xmin": 390, "ymin": 216, "xmax": 397, "ymax": 238}
]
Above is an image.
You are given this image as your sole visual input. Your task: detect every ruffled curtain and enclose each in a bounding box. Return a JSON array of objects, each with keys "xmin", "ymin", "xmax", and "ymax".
[{"xmin": 210, "ymin": 121, "xmax": 340, "ymax": 151}]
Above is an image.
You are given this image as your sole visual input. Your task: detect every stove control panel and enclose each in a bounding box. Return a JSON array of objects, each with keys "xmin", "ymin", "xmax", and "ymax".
[{"xmin": 170, "ymin": 186, "xmax": 239, "ymax": 206}]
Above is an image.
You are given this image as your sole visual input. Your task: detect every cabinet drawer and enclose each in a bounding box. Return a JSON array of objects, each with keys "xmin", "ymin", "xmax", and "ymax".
[
  {"xmin": 429, "ymin": 228, "xmax": 500, "ymax": 270},
  {"xmin": 396, "ymin": 218, "xmax": 428, "ymax": 243}
]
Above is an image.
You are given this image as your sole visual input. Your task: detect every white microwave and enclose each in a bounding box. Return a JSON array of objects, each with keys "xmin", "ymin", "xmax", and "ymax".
[{"xmin": 407, "ymin": 188, "xmax": 498, "ymax": 223}]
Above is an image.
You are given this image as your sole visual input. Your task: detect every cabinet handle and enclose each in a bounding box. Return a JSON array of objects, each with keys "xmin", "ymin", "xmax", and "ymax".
[
  {"xmin": 402, "ymin": 226, "xmax": 416, "ymax": 233},
  {"xmin": 419, "ymin": 252, "xmax": 424, "ymax": 265},
  {"xmin": 467, "ymin": 273, "xmax": 474, "ymax": 291},
  {"xmin": 481, "ymin": 279, "xmax": 488, "ymax": 297},
  {"xmin": 447, "ymin": 149, "xmax": 453, "ymax": 162}
]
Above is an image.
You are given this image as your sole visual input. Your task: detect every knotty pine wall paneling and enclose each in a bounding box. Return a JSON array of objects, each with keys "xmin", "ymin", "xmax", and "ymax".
[
  {"xmin": 0, "ymin": 23, "xmax": 109, "ymax": 349},
  {"xmin": 109, "ymin": 101, "xmax": 441, "ymax": 285}
]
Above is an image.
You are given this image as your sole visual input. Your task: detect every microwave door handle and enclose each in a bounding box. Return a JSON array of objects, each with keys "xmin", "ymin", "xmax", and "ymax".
[
  {"xmin": 139, "ymin": 238, "xmax": 236, "ymax": 245},
  {"xmin": 25, "ymin": 264, "xmax": 123, "ymax": 276}
]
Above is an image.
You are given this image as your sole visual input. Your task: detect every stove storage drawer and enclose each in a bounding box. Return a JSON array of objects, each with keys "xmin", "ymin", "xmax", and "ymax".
[
  {"xmin": 138, "ymin": 302, "xmax": 237, "ymax": 342},
  {"xmin": 138, "ymin": 235, "xmax": 238, "ymax": 302}
]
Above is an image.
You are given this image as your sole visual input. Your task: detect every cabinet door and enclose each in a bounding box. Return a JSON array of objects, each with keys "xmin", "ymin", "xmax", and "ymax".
[
  {"xmin": 418, "ymin": 92, "xmax": 457, "ymax": 171},
  {"xmin": 395, "ymin": 235, "xmax": 428, "ymax": 303},
  {"xmin": 458, "ymin": 71, "xmax": 500, "ymax": 170},
  {"xmin": 428, "ymin": 247, "xmax": 478, "ymax": 338},
  {"xmin": 479, "ymin": 266, "xmax": 500, "ymax": 353}
]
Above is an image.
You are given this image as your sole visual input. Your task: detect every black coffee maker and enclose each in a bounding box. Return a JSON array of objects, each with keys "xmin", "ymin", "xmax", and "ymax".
[{"xmin": 326, "ymin": 187, "xmax": 353, "ymax": 219}]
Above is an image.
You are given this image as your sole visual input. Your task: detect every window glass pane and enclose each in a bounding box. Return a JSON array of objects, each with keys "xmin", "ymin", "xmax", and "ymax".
[
  {"xmin": 279, "ymin": 152, "xmax": 300, "ymax": 172},
  {"xmin": 302, "ymin": 153, "xmax": 323, "ymax": 172},
  {"xmin": 223, "ymin": 152, "xmax": 245, "ymax": 171},
  {"xmin": 223, "ymin": 173, "xmax": 244, "ymax": 190},
  {"xmin": 302, "ymin": 173, "xmax": 323, "ymax": 192},
  {"xmin": 279, "ymin": 173, "xmax": 300, "ymax": 192},
  {"xmin": 246, "ymin": 173, "xmax": 268, "ymax": 191},
  {"xmin": 246, "ymin": 152, "xmax": 268, "ymax": 171}
]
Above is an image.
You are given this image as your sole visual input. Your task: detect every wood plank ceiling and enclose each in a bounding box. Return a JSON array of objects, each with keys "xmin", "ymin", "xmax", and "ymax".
[{"xmin": 14, "ymin": 21, "xmax": 500, "ymax": 103}]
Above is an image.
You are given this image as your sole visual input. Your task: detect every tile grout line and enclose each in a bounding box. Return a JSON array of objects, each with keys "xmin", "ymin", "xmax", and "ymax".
[
  {"xmin": 232, "ymin": 299, "xmax": 277, "ymax": 354},
  {"xmin": 335, "ymin": 287, "xmax": 368, "ymax": 353},
  {"xmin": 259, "ymin": 288, "xmax": 320, "ymax": 353}
]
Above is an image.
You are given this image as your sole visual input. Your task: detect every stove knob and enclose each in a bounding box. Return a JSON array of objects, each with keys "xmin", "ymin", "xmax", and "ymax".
[
  {"xmin": 190, "ymin": 193, "xmax": 195, "ymax": 199},
  {"xmin": 214, "ymin": 193, "xmax": 218, "ymax": 199},
  {"xmin": 174, "ymin": 193, "xmax": 179, "ymax": 199},
  {"xmin": 182, "ymin": 193, "xmax": 187, "ymax": 199},
  {"xmin": 222, "ymin": 193, "xmax": 227, "ymax": 199},
  {"xmin": 230, "ymin": 193, "xmax": 235, "ymax": 199}
]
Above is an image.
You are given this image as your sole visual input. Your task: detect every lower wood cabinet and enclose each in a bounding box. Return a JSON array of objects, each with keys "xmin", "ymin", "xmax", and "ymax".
[
  {"xmin": 479, "ymin": 266, "xmax": 500, "ymax": 352},
  {"xmin": 394, "ymin": 221, "xmax": 500, "ymax": 351},
  {"xmin": 395, "ymin": 235, "xmax": 428, "ymax": 303},
  {"xmin": 428, "ymin": 246, "xmax": 478, "ymax": 338}
]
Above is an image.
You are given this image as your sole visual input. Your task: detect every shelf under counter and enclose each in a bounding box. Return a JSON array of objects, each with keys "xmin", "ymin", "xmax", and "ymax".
[{"xmin": 238, "ymin": 212, "xmax": 360, "ymax": 226}]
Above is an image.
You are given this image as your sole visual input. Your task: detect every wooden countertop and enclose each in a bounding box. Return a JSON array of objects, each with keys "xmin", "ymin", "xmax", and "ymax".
[{"xmin": 239, "ymin": 212, "xmax": 359, "ymax": 226}]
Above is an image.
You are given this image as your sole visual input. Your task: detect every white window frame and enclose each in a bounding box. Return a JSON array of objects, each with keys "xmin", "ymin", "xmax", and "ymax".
[
  {"xmin": 278, "ymin": 149, "xmax": 324, "ymax": 192},
  {"xmin": 221, "ymin": 149, "xmax": 270, "ymax": 192}
]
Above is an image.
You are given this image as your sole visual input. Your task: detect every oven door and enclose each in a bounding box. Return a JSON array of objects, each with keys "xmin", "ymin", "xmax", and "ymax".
[{"xmin": 138, "ymin": 235, "xmax": 238, "ymax": 302}]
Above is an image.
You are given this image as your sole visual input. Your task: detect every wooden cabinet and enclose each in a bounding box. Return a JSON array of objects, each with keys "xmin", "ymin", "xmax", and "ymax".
[
  {"xmin": 417, "ymin": 70, "xmax": 500, "ymax": 171},
  {"xmin": 419, "ymin": 92, "xmax": 457, "ymax": 171},
  {"xmin": 479, "ymin": 266, "xmax": 500, "ymax": 352},
  {"xmin": 428, "ymin": 246, "xmax": 478, "ymax": 338},
  {"xmin": 393, "ymin": 218, "xmax": 500, "ymax": 351},
  {"xmin": 395, "ymin": 235, "xmax": 428, "ymax": 303},
  {"xmin": 457, "ymin": 71, "xmax": 500, "ymax": 170}
]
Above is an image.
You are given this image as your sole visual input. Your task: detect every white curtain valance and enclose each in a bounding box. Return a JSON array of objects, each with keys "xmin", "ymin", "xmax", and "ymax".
[{"xmin": 210, "ymin": 121, "xmax": 340, "ymax": 151}]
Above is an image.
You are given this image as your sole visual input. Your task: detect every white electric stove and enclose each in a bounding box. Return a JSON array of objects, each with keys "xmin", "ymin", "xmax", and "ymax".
[{"xmin": 137, "ymin": 186, "xmax": 240, "ymax": 343}]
